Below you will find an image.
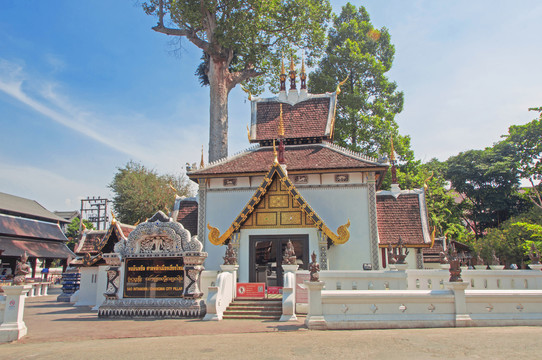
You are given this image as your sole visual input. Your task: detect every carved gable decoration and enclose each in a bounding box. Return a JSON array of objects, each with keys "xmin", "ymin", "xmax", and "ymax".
[
  {"xmin": 207, "ymin": 163, "xmax": 350, "ymax": 246},
  {"xmin": 114, "ymin": 211, "xmax": 203, "ymax": 257}
]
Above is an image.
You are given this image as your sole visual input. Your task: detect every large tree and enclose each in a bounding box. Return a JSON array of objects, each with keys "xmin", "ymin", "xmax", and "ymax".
[
  {"xmin": 143, "ymin": 0, "xmax": 331, "ymax": 162},
  {"xmin": 445, "ymin": 142, "xmax": 523, "ymax": 238},
  {"xmin": 109, "ymin": 161, "xmax": 192, "ymax": 224},
  {"xmin": 308, "ymin": 3, "xmax": 410, "ymax": 161},
  {"xmin": 503, "ymin": 107, "xmax": 542, "ymax": 209}
]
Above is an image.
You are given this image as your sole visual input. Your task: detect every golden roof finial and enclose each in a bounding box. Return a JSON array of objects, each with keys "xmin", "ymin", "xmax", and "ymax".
[
  {"xmin": 336, "ymin": 75, "xmax": 349, "ymax": 95},
  {"xmin": 278, "ymin": 103, "xmax": 285, "ymax": 137},
  {"xmin": 390, "ymin": 136, "xmax": 396, "ymax": 162},
  {"xmin": 273, "ymin": 139, "xmax": 278, "ymax": 164},
  {"xmin": 240, "ymin": 84, "xmax": 252, "ymax": 101},
  {"xmin": 301, "ymin": 54, "xmax": 306, "ymax": 74},
  {"xmin": 290, "ymin": 53, "xmax": 295, "ymax": 72},
  {"xmin": 168, "ymin": 182, "xmax": 178, "ymax": 194},
  {"xmin": 110, "ymin": 210, "xmax": 116, "ymax": 224},
  {"xmin": 200, "ymin": 145, "xmax": 205, "ymax": 169},
  {"xmin": 246, "ymin": 124, "xmax": 251, "ymax": 142}
]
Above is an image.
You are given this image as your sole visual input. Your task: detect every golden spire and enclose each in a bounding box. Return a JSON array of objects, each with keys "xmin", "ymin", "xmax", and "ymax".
[
  {"xmin": 273, "ymin": 139, "xmax": 278, "ymax": 164},
  {"xmin": 246, "ymin": 124, "xmax": 251, "ymax": 142},
  {"xmin": 290, "ymin": 54, "xmax": 295, "ymax": 72},
  {"xmin": 279, "ymin": 53, "xmax": 287, "ymax": 92},
  {"xmin": 300, "ymin": 54, "xmax": 307, "ymax": 90},
  {"xmin": 110, "ymin": 210, "xmax": 116, "ymax": 224},
  {"xmin": 278, "ymin": 103, "xmax": 285, "ymax": 137},
  {"xmin": 200, "ymin": 145, "xmax": 205, "ymax": 169},
  {"xmin": 301, "ymin": 54, "xmax": 306, "ymax": 74},
  {"xmin": 336, "ymin": 75, "xmax": 349, "ymax": 95}
]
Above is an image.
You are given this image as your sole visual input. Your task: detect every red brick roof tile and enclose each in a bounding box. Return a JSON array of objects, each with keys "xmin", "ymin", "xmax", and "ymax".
[
  {"xmin": 190, "ymin": 143, "xmax": 384, "ymax": 177},
  {"xmin": 252, "ymin": 98, "xmax": 332, "ymax": 141},
  {"xmin": 376, "ymin": 193, "xmax": 430, "ymax": 247},
  {"xmin": 176, "ymin": 201, "xmax": 198, "ymax": 236},
  {"xmin": 74, "ymin": 230, "xmax": 106, "ymax": 255}
]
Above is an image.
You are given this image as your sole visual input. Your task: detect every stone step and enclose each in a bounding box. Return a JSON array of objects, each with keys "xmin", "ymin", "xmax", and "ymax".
[
  {"xmin": 222, "ymin": 314, "xmax": 281, "ymax": 320},
  {"xmin": 223, "ymin": 310, "xmax": 282, "ymax": 316},
  {"xmin": 226, "ymin": 305, "xmax": 281, "ymax": 311}
]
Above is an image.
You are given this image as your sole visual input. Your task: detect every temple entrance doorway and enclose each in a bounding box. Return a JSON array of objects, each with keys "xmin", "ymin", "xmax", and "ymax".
[{"xmin": 248, "ymin": 234, "xmax": 309, "ymax": 287}]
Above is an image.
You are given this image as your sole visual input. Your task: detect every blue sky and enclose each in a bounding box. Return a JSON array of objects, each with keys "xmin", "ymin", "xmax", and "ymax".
[{"xmin": 1, "ymin": 1, "xmax": 541, "ymax": 212}]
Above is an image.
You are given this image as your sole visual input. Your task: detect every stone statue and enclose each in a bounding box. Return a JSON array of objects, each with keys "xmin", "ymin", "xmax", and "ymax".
[
  {"xmin": 387, "ymin": 244, "xmax": 397, "ymax": 265},
  {"xmin": 491, "ymin": 250, "xmax": 501, "ymax": 266},
  {"xmin": 388, "ymin": 237, "xmax": 409, "ymax": 265},
  {"xmin": 529, "ymin": 243, "xmax": 540, "ymax": 265},
  {"xmin": 439, "ymin": 250, "xmax": 449, "ymax": 265},
  {"xmin": 282, "ymin": 240, "xmax": 296, "ymax": 265},
  {"xmin": 309, "ymin": 251, "xmax": 320, "ymax": 282},
  {"xmin": 223, "ymin": 243, "xmax": 238, "ymax": 265},
  {"xmin": 13, "ymin": 252, "xmax": 31, "ymax": 285},
  {"xmin": 448, "ymin": 244, "xmax": 462, "ymax": 282}
]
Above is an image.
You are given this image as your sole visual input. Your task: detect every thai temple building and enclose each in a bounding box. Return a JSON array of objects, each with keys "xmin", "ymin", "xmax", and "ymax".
[{"xmin": 187, "ymin": 58, "xmax": 432, "ymax": 285}]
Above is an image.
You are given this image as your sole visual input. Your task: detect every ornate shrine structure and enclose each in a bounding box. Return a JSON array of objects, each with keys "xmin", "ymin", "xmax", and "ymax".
[{"xmin": 187, "ymin": 58, "xmax": 432, "ymax": 287}]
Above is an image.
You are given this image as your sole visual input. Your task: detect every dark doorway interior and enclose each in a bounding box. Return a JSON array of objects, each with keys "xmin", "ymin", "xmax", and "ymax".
[{"xmin": 249, "ymin": 234, "xmax": 309, "ymax": 287}]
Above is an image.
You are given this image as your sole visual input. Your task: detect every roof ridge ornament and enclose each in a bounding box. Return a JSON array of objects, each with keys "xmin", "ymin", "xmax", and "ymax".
[
  {"xmin": 336, "ymin": 75, "xmax": 349, "ymax": 95},
  {"xmin": 240, "ymin": 84, "xmax": 252, "ymax": 101},
  {"xmin": 200, "ymin": 145, "xmax": 205, "ymax": 169}
]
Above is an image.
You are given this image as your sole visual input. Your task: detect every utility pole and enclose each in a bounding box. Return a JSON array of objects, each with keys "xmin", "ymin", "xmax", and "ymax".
[{"xmin": 80, "ymin": 197, "xmax": 109, "ymax": 230}]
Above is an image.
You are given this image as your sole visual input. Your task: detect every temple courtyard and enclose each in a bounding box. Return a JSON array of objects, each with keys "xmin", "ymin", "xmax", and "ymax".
[{"xmin": 0, "ymin": 287, "xmax": 541, "ymax": 359}]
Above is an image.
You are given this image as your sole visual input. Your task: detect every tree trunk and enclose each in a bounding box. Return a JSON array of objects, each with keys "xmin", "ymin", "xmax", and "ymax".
[{"xmin": 208, "ymin": 57, "xmax": 231, "ymax": 163}]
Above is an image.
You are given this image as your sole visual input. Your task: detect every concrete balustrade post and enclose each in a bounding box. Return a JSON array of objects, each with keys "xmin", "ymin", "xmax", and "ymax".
[
  {"xmin": 280, "ymin": 264, "xmax": 299, "ymax": 322},
  {"xmin": 0, "ymin": 285, "xmax": 31, "ymax": 342},
  {"xmin": 445, "ymin": 281, "xmax": 472, "ymax": 327},
  {"xmin": 304, "ymin": 280, "xmax": 326, "ymax": 330}
]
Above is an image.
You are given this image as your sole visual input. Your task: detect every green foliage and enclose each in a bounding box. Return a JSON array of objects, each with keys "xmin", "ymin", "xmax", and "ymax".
[
  {"xmin": 390, "ymin": 158, "xmax": 469, "ymax": 241},
  {"xmin": 143, "ymin": 0, "xmax": 332, "ymax": 93},
  {"xmin": 65, "ymin": 217, "xmax": 94, "ymax": 251},
  {"xmin": 471, "ymin": 208, "xmax": 542, "ymax": 266},
  {"xmin": 445, "ymin": 142, "xmax": 523, "ymax": 238},
  {"xmin": 108, "ymin": 161, "xmax": 192, "ymax": 225},
  {"xmin": 308, "ymin": 3, "xmax": 409, "ymax": 161},
  {"xmin": 503, "ymin": 107, "xmax": 542, "ymax": 209}
]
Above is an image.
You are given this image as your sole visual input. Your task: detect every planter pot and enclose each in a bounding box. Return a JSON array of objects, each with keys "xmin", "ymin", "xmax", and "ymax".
[
  {"xmin": 489, "ymin": 265, "xmax": 505, "ymax": 270},
  {"xmin": 529, "ymin": 264, "xmax": 542, "ymax": 271}
]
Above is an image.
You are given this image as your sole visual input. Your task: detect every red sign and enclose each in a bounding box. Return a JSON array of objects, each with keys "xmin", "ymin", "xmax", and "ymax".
[
  {"xmin": 236, "ymin": 283, "xmax": 265, "ymax": 298},
  {"xmin": 295, "ymin": 273, "xmax": 310, "ymax": 304},
  {"xmin": 267, "ymin": 286, "xmax": 282, "ymax": 294}
]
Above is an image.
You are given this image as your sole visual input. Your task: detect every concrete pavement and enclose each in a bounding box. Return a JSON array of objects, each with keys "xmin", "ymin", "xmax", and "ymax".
[{"xmin": 2, "ymin": 288, "xmax": 542, "ymax": 359}]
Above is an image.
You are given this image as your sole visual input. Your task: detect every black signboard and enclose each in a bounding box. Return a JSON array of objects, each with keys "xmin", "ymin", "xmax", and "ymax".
[{"xmin": 124, "ymin": 258, "xmax": 184, "ymax": 298}]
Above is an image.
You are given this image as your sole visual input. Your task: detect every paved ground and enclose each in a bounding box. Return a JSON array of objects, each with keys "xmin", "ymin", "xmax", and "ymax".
[{"xmin": 3, "ymin": 287, "xmax": 542, "ymax": 359}]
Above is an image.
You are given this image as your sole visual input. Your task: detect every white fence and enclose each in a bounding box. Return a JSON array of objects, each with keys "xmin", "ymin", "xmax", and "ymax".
[{"xmin": 304, "ymin": 281, "xmax": 542, "ymax": 330}]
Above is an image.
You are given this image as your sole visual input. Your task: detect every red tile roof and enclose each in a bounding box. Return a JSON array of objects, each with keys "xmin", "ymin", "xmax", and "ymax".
[
  {"xmin": 176, "ymin": 201, "xmax": 198, "ymax": 236},
  {"xmin": 252, "ymin": 97, "xmax": 333, "ymax": 141},
  {"xmin": 190, "ymin": 143, "xmax": 384, "ymax": 177},
  {"xmin": 74, "ymin": 230, "xmax": 106, "ymax": 255},
  {"xmin": 376, "ymin": 193, "xmax": 430, "ymax": 247},
  {"xmin": 0, "ymin": 214, "xmax": 68, "ymax": 242}
]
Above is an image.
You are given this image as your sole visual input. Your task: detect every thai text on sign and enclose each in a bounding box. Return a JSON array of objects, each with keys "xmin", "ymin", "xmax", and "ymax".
[
  {"xmin": 236, "ymin": 283, "xmax": 265, "ymax": 298},
  {"xmin": 124, "ymin": 258, "xmax": 184, "ymax": 298}
]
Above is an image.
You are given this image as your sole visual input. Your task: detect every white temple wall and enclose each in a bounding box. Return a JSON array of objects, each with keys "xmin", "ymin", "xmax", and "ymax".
[
  {"xmin": 299, "ymin": 185, "xmax": 372, "ymax": 270},
  {"xmin": 74, "ymin": 267, "xmax": 99, "ymax": 307},
  {"xmin": 204, "ymin": 189, "xmax": 254, "ymax": 270}
]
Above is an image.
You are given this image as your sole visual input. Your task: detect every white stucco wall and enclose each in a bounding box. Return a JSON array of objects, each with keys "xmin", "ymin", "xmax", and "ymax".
[
  {"xmin": 74, "ymin": 267, "xmax": 99, "ymax": 307},
  {"xmin": 299, "ymin": 185, "xmax": 372, "ymax": 270}
]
